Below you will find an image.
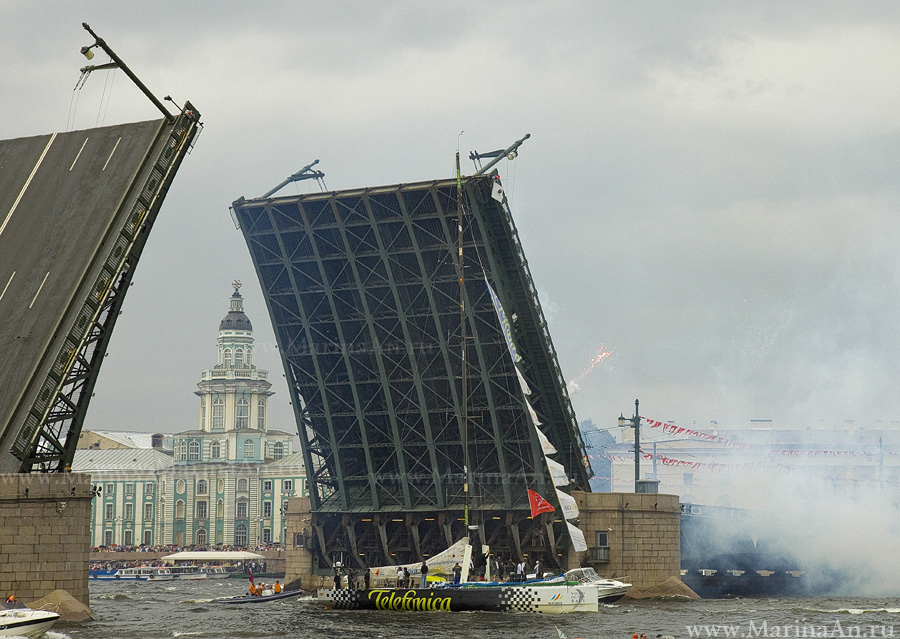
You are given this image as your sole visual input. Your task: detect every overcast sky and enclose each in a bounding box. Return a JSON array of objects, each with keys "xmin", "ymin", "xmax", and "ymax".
[{"xmin": 4, "ymin": 2, "xmax": 900, "ymax": 439}]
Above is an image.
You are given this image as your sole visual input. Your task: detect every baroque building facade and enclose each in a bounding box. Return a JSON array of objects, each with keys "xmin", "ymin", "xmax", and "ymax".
[{"xmin": 75, "ymin": 283, "xmax": 306, "ymax": 548}]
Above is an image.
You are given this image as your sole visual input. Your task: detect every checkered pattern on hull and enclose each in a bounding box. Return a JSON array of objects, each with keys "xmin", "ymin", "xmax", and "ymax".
[{"xmin": 497, "ymin": 586, "xmax": 540, "ymax": 613}]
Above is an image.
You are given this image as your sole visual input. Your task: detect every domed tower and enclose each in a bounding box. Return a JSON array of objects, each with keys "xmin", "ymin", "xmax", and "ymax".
[{"xmin": 188, "ymin": 281, "xmax": 274, "ymax": 463}]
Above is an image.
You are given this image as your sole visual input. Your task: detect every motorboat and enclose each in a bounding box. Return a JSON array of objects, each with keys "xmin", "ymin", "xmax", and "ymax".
[
  {"xmin": 211, "ymin": 590, "xmax": 302, "ymax": 604},
  {"xmin": 563, "ymin": 567, "xmax": 631, "ymax": 603},
  {"xmin": 93, "ymin": 566, "xmax": 174, "ymax": 581},
  {"xmin": 0, "ymin": 606, "xmax": 60, "ymax": 638}
]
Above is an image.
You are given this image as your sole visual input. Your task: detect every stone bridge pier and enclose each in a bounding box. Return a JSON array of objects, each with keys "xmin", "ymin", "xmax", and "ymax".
[{"xmin": 0, "ymin": 473, "xmax": 93, "ymax": 606}]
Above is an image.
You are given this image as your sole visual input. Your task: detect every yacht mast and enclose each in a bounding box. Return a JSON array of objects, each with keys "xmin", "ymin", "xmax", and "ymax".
[{"xmin": 456, "ymin": 151, "xmax": 469, "ymax": 530}]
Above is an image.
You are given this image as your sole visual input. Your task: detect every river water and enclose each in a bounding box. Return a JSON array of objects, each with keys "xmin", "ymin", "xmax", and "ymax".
[{"xmin": 47, "ymin": 580, "xmax": 900, "ymax": 639}]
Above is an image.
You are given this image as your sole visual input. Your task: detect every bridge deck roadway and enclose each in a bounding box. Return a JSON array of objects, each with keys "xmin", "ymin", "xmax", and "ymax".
[{"xmin": 0, "ymin": 119, "xmax": 165, "ymax": 454}]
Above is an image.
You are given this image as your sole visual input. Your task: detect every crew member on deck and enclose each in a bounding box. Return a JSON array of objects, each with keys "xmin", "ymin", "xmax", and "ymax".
[{"xmin": 274, "ymin": 581, "xmax": 281, "ymax": 594}]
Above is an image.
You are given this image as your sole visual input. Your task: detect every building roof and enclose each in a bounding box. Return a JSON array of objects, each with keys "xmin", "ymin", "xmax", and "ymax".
[
  {"xmin": 72, "ymin": 448, "xmax": 174, "ymax": 472},
  {"xmin": 265, "ymin": 452, "xmax": 305, "ymax": 468},
  {"xmin": 219, "ymin": 288, "xmax": 253, "ymax": 331},
  {"xmin": 85, "ymin": 430, "xmax": 161, "ymax": 449}
]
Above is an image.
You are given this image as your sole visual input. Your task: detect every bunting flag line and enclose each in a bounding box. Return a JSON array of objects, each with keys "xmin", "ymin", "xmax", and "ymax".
[
  {"xmin": 555, "ymin": 488, "xmax": 579, "ymax": 520},
  {"xmin": 527, "ymin": 489, "xmax": 556, "ymax": 518},
  {"xmin": 536, "ymin": 425, "xmax": 558, "ymax": 455},
  {"xmin": 566, "ymin": 521, "xmax": 588, "ymax": 552},
  {"xmin": 485, "ymin": 277, "xmax": 522, "ymax": 362},
  {"xmin": 546, "ymin": 456, "xmax": 569, "ymax": 487}
]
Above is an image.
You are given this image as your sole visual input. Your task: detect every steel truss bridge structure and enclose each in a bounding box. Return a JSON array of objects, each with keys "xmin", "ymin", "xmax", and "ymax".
[
  {"xmin": 233, "ymin": 170, "xmax": 591, "ymax": 571},
  {"xmin": 0, "ymin": 108, "xmax": 200, "ymax": 473},
  {"xmin": 0, "ymin": 25, "xmax": 201, "ymax": 474}
]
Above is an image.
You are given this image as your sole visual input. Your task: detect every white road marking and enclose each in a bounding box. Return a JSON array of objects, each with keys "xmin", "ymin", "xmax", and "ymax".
[
  {"xmin": 102, "ymin": 137, "xmax": 121, "ymax": 171},
  {"xmin": 0, "ymin": 271, "xmax": 14, "ymax": 303},
  {"xmin": 29, "ymin": 271, "xmax": 50, "ymax": 309},
  {"xmin": 70, "ymin": 137, "xmax": 89, "ymax": 171},
  {"xmin": 0, "ymin": 132, "xmax": 57, "ymax": 238}
]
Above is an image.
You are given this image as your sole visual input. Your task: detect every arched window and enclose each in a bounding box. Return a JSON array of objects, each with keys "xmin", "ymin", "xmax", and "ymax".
[
  {"xmin": 273, "ymin": 442, "xmax": 284, "ymax": 460},
  {"xmin": 216, "ymin": 499, "xmax": 224, "ymax": 518},
  {"xmin": 211, "ymin": 441, "xmax": 221, "ymax": 459},
  {"xmin": 258, "ymin": 397, "xmax": 266, "ymax": 430},
  {"xmin": 237, "ymin": 478, "xmax": 248, "ymax": 492},
  {"xmin": 223, "ymin": 348, "xmax": 232, "ymax": 368},
  {"xmin": 246, "ymin": 346, "xmax": 252, "ymax": 368},
  {"xmin": 212, "ymin": 398, "xmax": 224, "ymax": 430},
  {"xmin": 236, "ymin": 398, "xmax": 249, "ymax": 429},
  {"xmin": 179, "ymin": 441, "xmax": 187, "ymax": 461},
  {"xmin": 235, "ymin": 523, "xmax": 248, "ymax": 546},
  {"xmin": 243, "ymin": 440, "xmax": 254, "ymax": 459},
  {"xmin": 197, "ymin": 528, "xmax": 207, "ymax": 545},
  {"xmin": 188, "ymin": 441, "xmax": 200, "ymax": 461},
  {"xmin": 175, "ymin": 500, "xmax": 185, "ymax": 520},
  {"xmin": 235, "ymin": 348, "xmax": 244, "ymax": 368}
]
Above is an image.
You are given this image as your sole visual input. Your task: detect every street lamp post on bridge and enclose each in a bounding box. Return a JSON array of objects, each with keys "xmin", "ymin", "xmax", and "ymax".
[{"xmin": 618, "ymin": 399, "xmax": 641, "ymax": 491}]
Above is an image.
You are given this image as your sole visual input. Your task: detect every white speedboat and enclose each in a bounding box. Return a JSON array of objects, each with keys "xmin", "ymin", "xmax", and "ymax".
[
  {"xmin": 94, "ymin": 566, "xmax": 174, "ymax": 581},
  {"xmin": 0, "ymin": 607, "xmax": 60, "ymax": 638},
  {"xmin": 563, "ymin": 567, "xmax": 631, "ymax": 603}
]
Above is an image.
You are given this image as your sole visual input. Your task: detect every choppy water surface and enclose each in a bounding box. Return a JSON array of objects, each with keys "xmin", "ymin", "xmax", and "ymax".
[{"xmin": 48, "ymin": 580, "xmax": 900, "ymax": 639}]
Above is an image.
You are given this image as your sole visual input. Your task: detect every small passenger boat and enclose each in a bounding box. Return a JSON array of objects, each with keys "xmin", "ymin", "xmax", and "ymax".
[
  {"xmin": 170, "ymin": 565, "xmax": 208, "ymax": 580},
  {"xmin": 93, "ymin": 566, "xmax": 174, "ymax": 581}
]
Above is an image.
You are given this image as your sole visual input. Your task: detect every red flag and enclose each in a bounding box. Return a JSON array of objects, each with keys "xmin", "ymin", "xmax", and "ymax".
[
  {"xmin": 248, "ymin": 569, "xmax": 254, "ymax": 584},
  {"xmin": 528, "ymin": 489, "xmax": 555, "ymax": 518}
]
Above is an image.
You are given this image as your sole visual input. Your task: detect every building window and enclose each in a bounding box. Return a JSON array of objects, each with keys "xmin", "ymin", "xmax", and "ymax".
[
  {"xmin": 216, "ymin": 499, "xmax": 224, "ymax": 518},
  {"xmin": 224, "ymin": 348, "xmax": 232, "ymax": 368},
  {"xmin": 262, "ymin": 528, "xmax": 272, "ymax": 544},
  {"xmin": 263, "ymin": 501, "xmax": 272, "ymax": 518},
  {"xmin": 211, "ymin": 441, "xmax": 221, "ymax": 459},
  {"xmin": 212, "ymin": 398, "xmax": 225, "ymax": 430},
  {"xmin": 124, "ymin": 530, "xmax": 133, "ymax": 546},
  {"xmin": 217, "ymin": 479, "xmax": 224, "ymax": 493},
  {"xmin": 273, "ymin": 442, "xmax": 284, "ymax": 460},
  {"xmin": 104, "ymin": 504, "xmax": 114, "ymax": 520},
  {"xmin": 176, "ymin": 479, "xmax": 186, "ymax": 494},
  {"xmin": 282, "ymin": 501, "xmax": 288, "ymax": 514},
  {"xmin": 235, "ymin": 523, "xmax": 248, "ymax": 546},
  {"xmin": 236, "ymin": 398, "xmax": 249, "ymax": 429},
  {"xmin": 179, "ymin": 441, "xmax": 188, "ymax": 460},
  {"xmin": 236, "ymin": 500, "xmax": 248, "ymax": 519},
  {"xmin": 143, "ymin": 530, "xmax": 152, "ymax": 546},
  {"xmin": 197, "ymin": 528, "xmax": 207, "ymax": 545},
  {"xmin": 144, "ymin": 503, "xmax": 153, "ymax": 521},
  {"xmin": 104, "ymin": 530, "xmax": 113, "ymax": 546},
  {"xmin": 124, "ymin": 503, "xmax": 133, "ymax": 521},
  {"xmin": 258, "ymin": 397, "xmax": 266, "ymax": 430},
  {"xmin": 105, "ymin": 483, "xmax": 114, "ymax": 496},
  {"xmin": 175, "ymin": 500, "xmax": 185, "ymax": 520},
  {"xmin": 235, "ymin": 348, "xmax": 244, "ymax": 368},
  {"xmin": 201, "ymin": 400, "xmax": 206, "ymax": 430},
  {"xmin": 284, "ymin": 480, "xmax": 293, "ymax": 493},
  {"xmin": 263, "ymin": 480, "xmax": 273, "ymax": 492},
  {"xmin": 197, "ymin": 480, "xmax": 208, "ymax": 495},
  {"xmin": 188, "ymin": 441, "xmax": 200, "ymax": 461},
  {"xmin": 125, "ymin": 483, "xmax": 134, "ymax": 496},
  {"xmin": 144, "ymin": 483, "xmax": 154, "ymax": 496},
  {"xmin": 237, "ymin": 478, "xmax": 248, "ymax": 492},
  {"xmin": 197, "ymin": 501, "xmax": 208, "ymax": 519},
  {"xmin": 243, "ymin": 441, "xmax": 254, "ymax": 459},
  {"xmin": 595, "ymin": 531, "xmax": 609, "ymax": 547}
]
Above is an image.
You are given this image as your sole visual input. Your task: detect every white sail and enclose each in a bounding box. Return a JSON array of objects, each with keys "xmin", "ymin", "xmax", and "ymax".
[{"xmin": 368, "ymin": 537, "xmax": 469, "ymax": 585}]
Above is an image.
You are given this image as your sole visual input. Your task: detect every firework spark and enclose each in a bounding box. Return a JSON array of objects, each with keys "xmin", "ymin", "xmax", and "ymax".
[{"xmin": 568, "ymin": 344, "xmax": 615, "ymax": 393}]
